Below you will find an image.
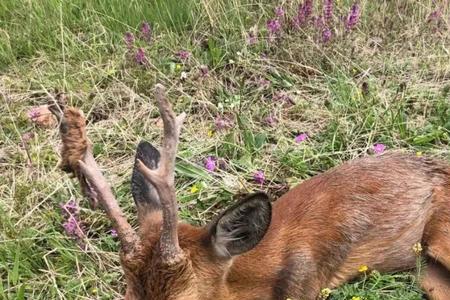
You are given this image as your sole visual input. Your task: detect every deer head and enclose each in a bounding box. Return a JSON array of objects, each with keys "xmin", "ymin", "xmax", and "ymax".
[{"xmin": 51, "ymin": 84, "xmax": 272, "ymax": 300}]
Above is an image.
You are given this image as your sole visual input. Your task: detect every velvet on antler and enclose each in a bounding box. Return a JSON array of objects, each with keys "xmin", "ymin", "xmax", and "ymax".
[
  {"xmin": 49, "ymin": 98, "xmax": 138, "ymax": 253},
  {"xmin": 136, "ymin": 84, "xmax": 186, "ymax": 263}
]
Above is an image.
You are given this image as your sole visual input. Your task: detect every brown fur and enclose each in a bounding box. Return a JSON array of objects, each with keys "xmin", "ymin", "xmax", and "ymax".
[
  {"xmin": 122, "ymin": 153, "xmax": 450, "ymax": 300},
  {"xmin": 53, "ymin": 106, "xmax": 98, "ymax": 207},
  {"xmin": 58, "ymin": 107, "xmax": 89, "ymax": 173}
]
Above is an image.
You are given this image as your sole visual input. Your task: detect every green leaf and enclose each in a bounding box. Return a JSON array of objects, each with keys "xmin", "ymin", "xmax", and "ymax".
[
  {"xmin": 11, "ymin": 248, "xmax": 20, "ymax": 286},
  {"xmin": 207, "ymin": 38, "xmax": 224, "ymax": 67},
  {"xmin": 253, "ymin": 133, "xmax": 267, "ymax": 150},
  {"xmin": 176, "ymin": 161, "xmax": 212, "ymax": 180},
  {"xmin": 16, "ymin": 284, "xmax": 25, "ymax": 300}
]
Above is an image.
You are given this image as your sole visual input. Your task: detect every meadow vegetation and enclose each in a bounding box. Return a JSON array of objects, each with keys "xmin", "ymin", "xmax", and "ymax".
[{"xmin": 0, "ymin": 0, "xmax": 449, "ymax": 299}]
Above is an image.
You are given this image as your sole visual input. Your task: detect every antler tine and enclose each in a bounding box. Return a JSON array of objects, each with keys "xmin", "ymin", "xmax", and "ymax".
[{"xmin": 137, "ymin": 84, "xmax": 186, "ymax": 262}]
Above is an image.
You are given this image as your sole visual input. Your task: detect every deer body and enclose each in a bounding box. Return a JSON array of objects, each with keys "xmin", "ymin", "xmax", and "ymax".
[
  {"xmin": 52, "ymin": 85, "xmax": 450, "ymax": 300},
  {"xmin": 134, "ymin": 154, "xmax": 449, "ymax": 300},
  {"xmin": 223, "ymin": 155, "xmax": 448, "ymax": 299}
]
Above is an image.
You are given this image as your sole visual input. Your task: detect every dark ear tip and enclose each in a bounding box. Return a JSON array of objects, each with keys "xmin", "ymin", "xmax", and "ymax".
[
  {"xmin": 135, "ymin": 141, "xmax": 160, "ymax": 162},
  {"xmin": 252, "ymin": 191, "xmax": 270, "ymax": 199},
  {"xmin": 243, "ymin": 191, "xmax": 271, "ymax": 203},
  {"xmin": 136, "ymin": 140, "xmax": 156, "ymax": 152}
]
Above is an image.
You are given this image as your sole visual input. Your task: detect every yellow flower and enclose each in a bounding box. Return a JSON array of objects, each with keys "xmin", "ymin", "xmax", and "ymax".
[
  {"xmin": 320, "ymin": 288, "xmax": 332, "ymax": 299},
  {"xmin": 416, "ymin": 151, "xmax": 423, "ymax": 157},
  {"xmin": 352, "ymin": 297, "xmax": 361, "ymax": 300},
  {"xmin": 358, "ymin": 265, "xmax": 368, "ymax": 273},
  {"xmin": 175, "ymin": 64, "xmax": 182, "ymax": 71},
  {"xmin": 190, "ymin": 185, "xmax": 199, "ymax": 193},
  {"xmin": 91, "ymin": 288, "xmax": 98, "ymax": 294},
  {"xmin": 207, "ymin": 130, "xmax": 214, "ymax": 137},
  {"xmin": 413, "ymin": 242, "xmax": 423, "ymax": 255}
]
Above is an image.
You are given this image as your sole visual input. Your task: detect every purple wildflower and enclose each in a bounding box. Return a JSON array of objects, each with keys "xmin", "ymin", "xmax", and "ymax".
[
  {"xmin": 267, "ymin": 19, "xmax": 282, "ymax": 34},
  {"xmin": 140, "ymin": 21, "xmax": 152, "ymax": 42},
  {"xmin": 214, "ymin": 116, "xmax": 233, "ymax": 130},
  {"xmin": 61, "ymin": 199, "xmax": 78, "ymax": 215},
  {"xmin": 324, "ymin": 0, "xmax": 333, "ymax": 23},
  {"xmin": 176, "ymin": 50, "xmax": 191, "ymax": 61},
  {"xmin": 303, "ymin": 0, "xmax": 313, "ymax": 18},
  {"xmin": 60, "ymin": 199, "xmax": 84, "ymax": 239},
  {"xmin": 345, "ymin": 3, "xmax": 361, "ymax": 30},
  {"xmin": 264, "ymin": 114, "xmax": 278, "ymax": 127},
  {"xmin": 295, "ymin": 133, "xmax": 309, "ymax": 143},
  {"xmin": 253, "ymin": 170, "xmax": 265, "ymax": 185},
  {"xmin": 135, "ymin": 48, "xmax": 148, "ymax": 65},
  {"xmin": 322, "ymin": 28, "xmax": 332, "ymax": 43},
  {"xmin": 267, "ymin": 19, "xmax": 282, "ymax": 41},
  {"xmin": 63, "ymin": 216, "xmax": 79, "ymax": 236},
  {"xmin": 124, "ymin": 32, "xmax": 135, "ymax": 49},
  {"xmin": 27, "ymin": 108, "xmax": 40, "ymax": 121},
  {"xmin": 199, "ymin": 65, "xmax": 209, "ymax": 77},
  {"xmin": 373, "ymin": 143, "xmax": 386, "ymax": 155},
  {"xmin": 204, "ymin": 156, "xmax": 216, "ymax": 172},
  {"xmin": 275, "ymin": 6, "xmax": 285, "ymax": 17},
  {"xmin": 293, "ymin": 0, "xmax": 314, "ymax": 29},
  {"xmin": 109, "ymin": 229, "xmax": 118, "ymax": 238}
]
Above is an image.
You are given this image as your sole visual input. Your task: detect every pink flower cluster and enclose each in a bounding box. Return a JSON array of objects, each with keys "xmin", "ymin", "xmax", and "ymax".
[
  {"xmin": 245, "ymin": 1, "xmax": 363, "ymax": 45},
  {"xmin": 124, "ymin": 21, "xmax": 153, "ymax": 65},
  {"xmin": 60, "ymin": 199, "xmax": 85, "ymax": 245}
]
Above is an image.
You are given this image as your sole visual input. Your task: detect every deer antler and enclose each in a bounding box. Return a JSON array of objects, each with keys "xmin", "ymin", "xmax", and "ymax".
[
  {"xmin": 137, "ymin": 84, "xmax": 186, "ymax": 262},
  {"xmin": 49, "ymin": 100, "xmax": 138, "ymax": 253},
  {"xmin": 78, "ymin": 152, "xmax": 138, "ymax": 252}
]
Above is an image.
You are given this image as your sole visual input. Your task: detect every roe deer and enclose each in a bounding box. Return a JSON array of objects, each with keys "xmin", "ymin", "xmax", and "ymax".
[{"xmin": 50, "ymin": 84, "xmax": 450, "ymax": 300}]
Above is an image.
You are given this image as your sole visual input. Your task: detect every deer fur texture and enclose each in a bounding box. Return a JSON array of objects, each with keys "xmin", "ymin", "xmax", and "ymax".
[
  {"xmin": 48, "ymin": 103, "xmax": 99, "ymax": 208},
  {"xmin": 129, "ymin": 152, "xmax": 450, "ymax": 300},
  {"xmin": 52, "ymin": 87, "xmax": 450, "ymax": 300}
]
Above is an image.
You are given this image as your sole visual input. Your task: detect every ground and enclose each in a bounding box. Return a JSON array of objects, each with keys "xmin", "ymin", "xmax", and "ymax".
[{"xmin": 0, "ymin": 0, "xmax": 449, "ymax": 299}]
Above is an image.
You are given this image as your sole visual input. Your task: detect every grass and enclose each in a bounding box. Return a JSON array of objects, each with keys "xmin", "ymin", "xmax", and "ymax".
[{"xmin": 0, "ymin": 0, "xmax": 449, "ymax": 299}]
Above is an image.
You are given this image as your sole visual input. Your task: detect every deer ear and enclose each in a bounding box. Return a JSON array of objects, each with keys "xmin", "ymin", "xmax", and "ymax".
[
  {"xmin": 131, "ymin": 141, "xmax": 161, "ymax": 213},
  {"xmin": 208, "ymin": 192, "xmax": 272, "ymax": 258}
]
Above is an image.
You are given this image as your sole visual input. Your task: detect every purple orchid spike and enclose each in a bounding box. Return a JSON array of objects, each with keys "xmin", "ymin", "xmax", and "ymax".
[
  {"xmin": 253, "ymin": 170, "xmax": 265, "ymax": 185},
  {"xmin": 204, "ymin": 156, "xmax": 216, "ymax": 172},
  {"xmin": 124, "ymin": 32, "xmax": 135, "ymax": 49},
  {"xmin": 140, "ymin": 21, "xmax": 152, "ymax": 42},
  {"xmin": 176, "ymin": 50, "xmax": 191, "ymax": 61},
  {"xmin": 322, "ymin": 28, "xmax": 332, "ymax": 43},
  {"xmin": 324, "ymin": 0, "xmax": 333, "ymax": 23},
  {"xmin": 345, "ymin": 3, "xmax": 361, "ymax": 30},
  {"xmin": 135, "ymin": 48, "xmax": 148, "ymax": 65},
  {"xmin": 373, "ymin": 143, "xmax": 386, "ymax": 155},
  {"xmin": 295, "ymin": 133, "xmax": 309, "ymax": 143}
]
